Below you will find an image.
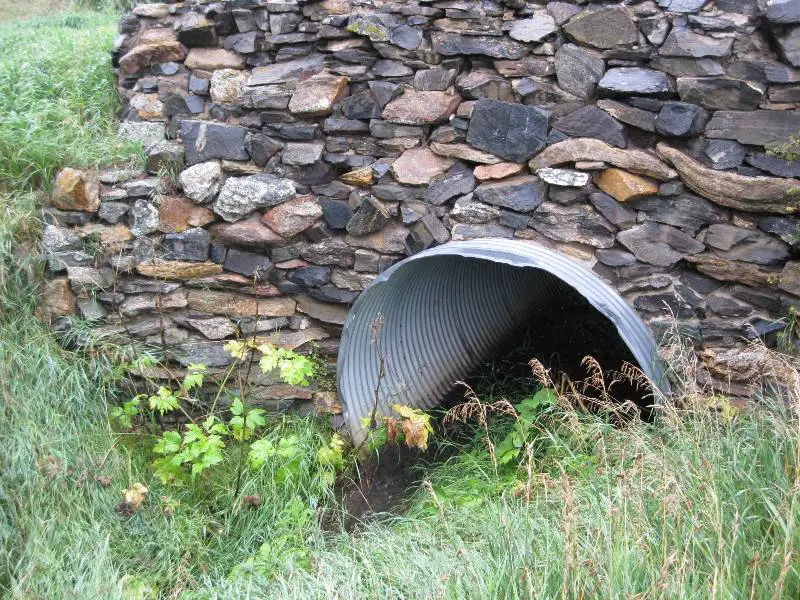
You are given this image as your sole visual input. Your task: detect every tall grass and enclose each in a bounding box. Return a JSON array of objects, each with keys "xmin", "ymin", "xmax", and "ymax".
[
  {"xmin": 0, "ymin": 11, "xmax": 140, "ymax": 191},
  {"xmin": 0, "ymin": 7, "xmax": 798, "ymax": 600}
]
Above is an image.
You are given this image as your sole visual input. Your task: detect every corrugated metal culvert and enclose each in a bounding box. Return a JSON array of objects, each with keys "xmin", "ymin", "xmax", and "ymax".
[{"xmin": 337, "ymin": 239, "xmax": 668, "ymax": 445}]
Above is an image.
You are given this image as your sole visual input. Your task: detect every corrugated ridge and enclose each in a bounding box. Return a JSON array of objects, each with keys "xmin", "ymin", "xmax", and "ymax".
[{"xmin": 338, "ymin": 239, "xmax": 668, "ymax": 445}]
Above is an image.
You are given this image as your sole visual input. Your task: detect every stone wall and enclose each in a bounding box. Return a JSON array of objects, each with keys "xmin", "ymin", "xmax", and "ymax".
[{"xmin": 39, "ymin": 0, "xmax": 800, "ymax": 403}]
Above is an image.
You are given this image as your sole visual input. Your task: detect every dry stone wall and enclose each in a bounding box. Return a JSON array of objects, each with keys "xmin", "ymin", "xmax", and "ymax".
[{"xmin": 39, "ymin": 0, "xmax": 800, "ymax": 402}]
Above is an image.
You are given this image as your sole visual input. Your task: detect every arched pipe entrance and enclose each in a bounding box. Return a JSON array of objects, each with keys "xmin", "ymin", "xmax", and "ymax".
[{"xmin": 337, "ymin": 239, "xmax": 669, "ymax": 444}]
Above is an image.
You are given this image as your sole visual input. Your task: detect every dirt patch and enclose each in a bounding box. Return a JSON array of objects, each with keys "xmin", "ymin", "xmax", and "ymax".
[{"xmin": 333, "ymin": 445, "xmax": 424, "ymax": 528}]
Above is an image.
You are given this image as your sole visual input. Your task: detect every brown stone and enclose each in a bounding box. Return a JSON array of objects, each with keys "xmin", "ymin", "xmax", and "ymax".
[
  {"xmin": 261, "ymin": 196, "xmax": 323, "ymax": 237},
  {"xmin": 158, "ymin": 196, "xmax": 215, "ymax": 233},
  {"xmin": 129, "ymin": 93, "xmax": 164, "ymax": 121},
  {"xmin": 341, "ymin": 167, "xmax": 374, "ymax": 187},
  {"xmin": 132, "ymin": 3, "xmax": 169, "ymax": 18},
  {"xmin": 210, "ymin": 216, "xmax": 286, "ymax": 248},
  {"xmin": 136, "ymin": 260, "xmax": 222, "ymax": 280},
  {"xmin": 529, "ymin": 138, "xmax": 677, "ymax": 181},
  {"xmin": 779, "ymin": 262, "xmax": 800, "ymax": 296},
  {"xmin": 186, "ymin": 273, "xmax": 282, "ymax": 297},
  {"xmin": 698, "ymin": 348, "xmax": 770, "ymax": 398},
  {"xmin": 137, "ymin": 29, "xmax": 177, "ymax": 46},
  {"xmin": 382, "ymin": 90, "xmax": 461, "ymax": 125},
  {"xmin": 184, "ymin": 48, "xmax": 246, "ymax": 71},
  {"xmin": 391, "ymin": 147, "xmax": 454, "ymax": 185},
  {"xmin": 295, "ymin": 294, "xmax": 350, "ymax": 325},
  {"xmin": 288, "ymin": 73, "xmax": 349, "ymax": 116},
  {"xmin": 346, "ymin": 222, "xmax": 408, "ymax": 254},
  {"xmin": 36, "ymin": 278, "xmax": 74, "ymax": 321},
  {"xmin": 656, "ymin": 143, "xmax": 800, "ymax": 214},
  {"xmin": 595, "ymin": 168, "xmax": 659, "ymax": 202},
  {"xmin": 474, "ymin": 162, "xmax": 525, "ymax": 181},
  {"xmin": 429, "ymin": 142, "xmax": 502, "ymax": 164},
  {"xmin": 330, "ymin": 268, "xmax": 375, "ymax": 291},
  {"xmin": 119, "ymin": 41, "xmax": 187, "ymax": 75},
  {"xmin": 686, "ymin": 255, "xmax": 782, "ymax": 287},
  {"xmin": 51, "ymin": 168, "xmax": 100, "ymax": 212},
  {"xmin": 257, "ymin": 327, "xmax": 331, "ymax": 350},
  {"xmin": 187, "ymin": 290, "xmax": 296, "ymax": 317},
  {"xmin": 76, "ymin": 223, "xmax": 132, "ymax": 250},
  {"xmin": 120, "ymin": 289, "xmax": 188, "ymax": 317},
  {"xmin": 313, "ymin": 391, "xmax": 342, "ymax": 414}
]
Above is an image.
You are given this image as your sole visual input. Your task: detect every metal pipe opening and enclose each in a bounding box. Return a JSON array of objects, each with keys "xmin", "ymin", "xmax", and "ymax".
[{"xmin": 337, "ymin": 239, "xmax": 668, "ymax": 445}]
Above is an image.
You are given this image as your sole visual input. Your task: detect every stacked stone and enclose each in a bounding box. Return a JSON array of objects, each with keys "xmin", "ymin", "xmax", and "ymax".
[{"xmin": 39, "ymin": 0, "xmax": 800, "ymax": 399}]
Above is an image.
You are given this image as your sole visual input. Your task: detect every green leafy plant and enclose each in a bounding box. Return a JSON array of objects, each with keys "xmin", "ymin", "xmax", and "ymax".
[
  {"xmin": 109, "ymin": 396, "xmax": 141, "ymax": 430},
  {"xmin": 107, "ymin": 338, "xmax": 352, "ymax": 494},
  {"xmin": 495, "ymin": 387, "xmax": 556, "ymax": 466}
]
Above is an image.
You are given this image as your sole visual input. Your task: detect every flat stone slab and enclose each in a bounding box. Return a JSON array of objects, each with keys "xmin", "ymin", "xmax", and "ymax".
[{"xmin": 466, "ymin": 99, "xmax": 551, "ymax": 163}]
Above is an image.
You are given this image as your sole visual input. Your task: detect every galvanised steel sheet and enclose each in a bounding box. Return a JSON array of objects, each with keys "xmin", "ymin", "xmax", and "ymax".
[{"xmin": 337, "ymin": 239, "xmax": 668, "ymax": 444}]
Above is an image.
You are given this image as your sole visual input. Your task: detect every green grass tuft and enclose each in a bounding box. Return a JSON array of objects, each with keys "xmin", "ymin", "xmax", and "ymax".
[{"xmin": 0, "ymin": 11, "xmax": 141, "ymax": 191}]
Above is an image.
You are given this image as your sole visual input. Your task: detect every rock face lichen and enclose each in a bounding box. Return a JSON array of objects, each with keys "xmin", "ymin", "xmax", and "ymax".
[{"xmin": 39, "ymin": 0, "xmax": 800, "ymax": 401}]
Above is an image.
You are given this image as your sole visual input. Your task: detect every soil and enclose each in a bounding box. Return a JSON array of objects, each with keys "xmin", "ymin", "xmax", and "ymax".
[{"xmin": 333, "ymin": 444, "xmax": 428, "ymax": 527}]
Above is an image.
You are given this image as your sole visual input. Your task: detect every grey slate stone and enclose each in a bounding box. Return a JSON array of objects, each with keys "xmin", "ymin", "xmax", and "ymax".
[
  {"xmin": 339, "ymin": 91, "xmax": 383, "ymax": 120},
  {"xmin": 529, "ymin": 203, "xmax": 616, "ymax": 248},
  {"xmin": 466, "ymin": 99, "xmax": 551, "ymax": 163},
  {"xmin": 704, "ymin": 224, "xmax": 789, "ymax": 265},
  {"xmin": 745, "ymin": 153, "xmax": 800, "ymax": 178},
  {"xmin": 473, "ymin": 176, "xmax": 548, "ymax": 212},
  {"xmin": 562, "ymin": 6, "xmax": 638, "ymax": 49},
  {"xmin": 660, "ymin": 29, "xmax": 733, "ymax": 58},
  {"xmin": 759, "ymin": 216, "xmax": 800, "ymax": 248},
  {"xmin": 650, "ymin": 57, "xmax": 724, "ymax": 78},
  {"xmin": 776, "ymin": 27, "xmax": 800, "ymax": 68},
  {"xmin": 765, "ymin": 0, "xmax": 800, "ymax": 25},
  {"xmin": 98, "ymin": 202, "xmax": 130, "ymax": 224},
  {"xmin": 451, "ymin": 223, "xmax": 514, "ymax": 240},
  {"xmin": 705, "ymin": 110, "xmax": 800, "ymax": 148},
  {"xmin": 704, "ymin": 140, "xmax": 746, "ymax": 170},
  {"xmin": 164, "ymin": 227, "xmax": 211, "ymax": 261},
  {"xmin": 288, "ymin": 266, "xmax": 331, "ymax": 287},
  {"xmin": 129, "ymin": 199, "xmax": 159, "ymax": 237},
  {"xmin": 180, "ymin": 120, "xmax": 249, "ymax": 165},
  {"xmin": 632, "ymin": 193, "xmax": 729, "ymax": 234},
  {"xmin": 554, "ymin": 106, "xmax": 628, "ymax": 148},
  {"xmin": 676, "ymin": 78, "xmax": 764, "ymax": 111},
  {"xmin": 596, "ymin": 248, "xmax": 637, "ymax": 267},
  {"xmin": 223, "ymin": 248, "xmax": 272, "ymax": 277},
  {"xmin": 598, "ymin": 68, "xmax": 674, "ymax": 98},
  {"xmin": 657, "ymin": 0, "xmax": 709, "ymax": 13},
  {"xmin": 431, "ymin": 32, "xmax": 528, "ymax": 59},
  {"xmin": 554, "ymin": 43, "xmax": 605, "ymax": 98},
  {"xmin": 588, "ymin": 192, "xmax": 636, "ymax": 227},
  {"xmin": 319, "ymin": 198, "xmax": 353, "ymax": 230},
  {"xmin": 640, "ymin": 16, "xmax": 671, "ymax": 46},
  {"xmin": 346, "ymin": 197, "xmax": 391, "ymax": 235},
  {"xmin": 390, "ymin": 25, "xmax": 423, "ymax": 50},
  {"xmin": 426, "ymin": 162, "xmax": 476, "ymax": 206},
  {"xmin": 213, "ymin": 175, "xmax": 296, "ymax": 222},
  {"xmin": 504, "ymin": 14, "xmax": 558, "ymax": 43},
  {"xmin": 617, "ymin": 222, "xmax": 705, "ymax": 267},
  {"xmin": 654, "ymin": 102, "xmax": 709, "ymax": 137}
]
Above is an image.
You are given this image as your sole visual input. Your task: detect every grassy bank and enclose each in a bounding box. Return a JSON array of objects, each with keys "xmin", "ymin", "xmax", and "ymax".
[{"xmin": 0, "ymin": 9, "xmax": 798, "ymax": 600}]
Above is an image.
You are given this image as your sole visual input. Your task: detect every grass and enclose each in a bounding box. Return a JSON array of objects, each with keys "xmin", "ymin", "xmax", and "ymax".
[
  {"xmin": 0, "ymin": 10, "xmax": 141, "ymax": 191},
  {"xmin": 0, "ymin": 6, "xmax": 799, "ymax": 600}
]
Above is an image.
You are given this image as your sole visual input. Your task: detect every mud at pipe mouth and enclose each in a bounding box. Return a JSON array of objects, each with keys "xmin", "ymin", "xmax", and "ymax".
[{"xmin": 337, "ymin": 239, "xmax": 668, "ymax": 445}]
